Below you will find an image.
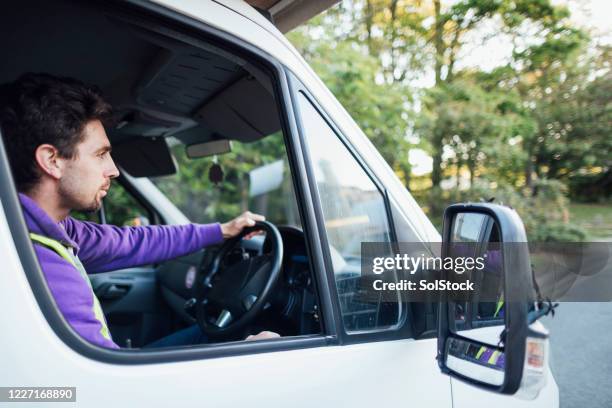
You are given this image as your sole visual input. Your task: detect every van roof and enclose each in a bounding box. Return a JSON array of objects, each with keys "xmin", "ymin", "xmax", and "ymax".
[{"xmin": 231, "ymin": 0, "xmax": 340, "ymax": 33}]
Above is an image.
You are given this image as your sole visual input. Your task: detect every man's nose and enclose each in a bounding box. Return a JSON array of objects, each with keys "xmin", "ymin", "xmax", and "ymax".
[{"xmin": 107, "ymin": 158, "xmax": 120, "ymax": 179}]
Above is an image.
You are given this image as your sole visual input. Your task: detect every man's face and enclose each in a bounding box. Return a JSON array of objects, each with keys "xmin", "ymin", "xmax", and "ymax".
[{"xmin": 59, "ymin": 120, "xmax": 119, "ymax": 212}]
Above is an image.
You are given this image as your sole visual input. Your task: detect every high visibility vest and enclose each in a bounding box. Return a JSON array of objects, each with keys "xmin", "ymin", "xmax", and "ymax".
[{"xmin": 29, "ymin": 232, "xmax": 112, "ymax": 342}]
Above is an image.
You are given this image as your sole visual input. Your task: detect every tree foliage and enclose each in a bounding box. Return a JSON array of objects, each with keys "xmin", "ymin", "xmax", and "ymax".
[
  {"xmin": 289, "ymin": 24, "xmax": 415, "ymax": 185},
  {"xmin": 287, "ymin": 0, "xmax": 610, "ymax": 240}
]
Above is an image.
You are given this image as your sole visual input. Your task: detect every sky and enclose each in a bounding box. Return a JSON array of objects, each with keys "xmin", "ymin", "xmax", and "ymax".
[
  {"xmin": 408, "ymin": 0, "xmax": 611, "ymax": 176},
  {"xmin": 460, "ymin": 0, "xmax": 611, "ymax": 72},
  {"xmin": 556, "ymin": 0, "xmax": 611, "ymax": 41}
]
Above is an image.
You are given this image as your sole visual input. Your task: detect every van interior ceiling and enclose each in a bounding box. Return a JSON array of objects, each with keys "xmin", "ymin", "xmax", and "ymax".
[{"xmin": 0, "ymin": 0, "xmax": 282, "ymax": 177}]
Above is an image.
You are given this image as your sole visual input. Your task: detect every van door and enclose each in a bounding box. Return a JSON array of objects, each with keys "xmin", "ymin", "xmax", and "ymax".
[{"xmin": 289, "ymin": 81, "xmax": 452, "ymax": 407}]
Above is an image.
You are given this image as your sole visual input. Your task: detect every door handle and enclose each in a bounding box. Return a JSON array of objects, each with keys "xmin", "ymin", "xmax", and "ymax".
[{"xmin": 97, "ymin": 283, "xmax": 131, "ymax": 300}]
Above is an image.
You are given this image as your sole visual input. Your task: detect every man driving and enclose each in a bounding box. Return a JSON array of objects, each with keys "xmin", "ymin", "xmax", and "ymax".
[{"xmin": 0, "ymin": 73, "xmax": 279, "ymax": 349}]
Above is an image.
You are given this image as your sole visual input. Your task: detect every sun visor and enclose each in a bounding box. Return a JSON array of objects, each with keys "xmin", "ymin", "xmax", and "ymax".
[
  {"xmin": 195, "ymin": 76, "xmax": 281, "ymax": 142},
  {"xmin": 112, "ymin": 137, "xmax": 176, "ymax": 177}
]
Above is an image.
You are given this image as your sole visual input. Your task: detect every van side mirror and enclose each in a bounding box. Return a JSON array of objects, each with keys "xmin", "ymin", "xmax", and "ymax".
[{"xmin": 437, "ymin": 203, "xmax": 549, "ymax": 397}]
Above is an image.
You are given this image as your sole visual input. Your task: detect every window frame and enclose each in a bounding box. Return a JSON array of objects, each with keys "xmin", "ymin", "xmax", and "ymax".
[
  {"xmin": 0, "ymin": 0, "xmax": 337, "ymax": 364},
  {"xmin": 287, "ymin": 76, "xmax": 413, "ymax": 345}
]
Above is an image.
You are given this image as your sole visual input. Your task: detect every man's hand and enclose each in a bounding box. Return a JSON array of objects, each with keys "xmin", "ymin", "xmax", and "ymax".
[
  {"xmin": 221, "ymin": 211, "xmax": 265, "ymax": 239},
  {"xmin": 245, "ymin": 331, "xmax": 281, "ymax": 341}
]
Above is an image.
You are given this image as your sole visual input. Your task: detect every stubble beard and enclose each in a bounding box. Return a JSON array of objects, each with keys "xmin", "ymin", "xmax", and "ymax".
[{"xmin": 58, "ymin": 173, "xmax": 102, "ymax": 213}]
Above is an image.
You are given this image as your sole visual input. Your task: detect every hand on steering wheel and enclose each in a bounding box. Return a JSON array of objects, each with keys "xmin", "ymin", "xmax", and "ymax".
[
  {"xmin": 220, "ymin": 211, "xmax": 266, "ymax": 240},
  {"xmin": 195, "ymin": 221, "xmax": 283, "ymax": 338}
]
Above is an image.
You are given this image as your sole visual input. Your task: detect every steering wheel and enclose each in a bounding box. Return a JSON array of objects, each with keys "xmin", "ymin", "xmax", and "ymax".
[{"xmin": 195, "ymin": 221, "xmax": 283, "ymax": 338}]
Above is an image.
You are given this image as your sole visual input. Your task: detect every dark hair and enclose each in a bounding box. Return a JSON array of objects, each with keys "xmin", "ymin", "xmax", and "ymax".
[{"xmin": 0, "ymin": 73, "xmax": 113, "ymax": 191}]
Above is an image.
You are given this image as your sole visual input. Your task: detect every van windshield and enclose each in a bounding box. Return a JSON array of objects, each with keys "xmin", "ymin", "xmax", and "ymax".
[{"xmin": 150, "ymin": 132, "xmax": 301, "ymax": 228}]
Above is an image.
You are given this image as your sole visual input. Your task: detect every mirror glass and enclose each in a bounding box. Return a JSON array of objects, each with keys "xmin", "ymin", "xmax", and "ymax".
[
  {"xmin": 449, "ymin": 212, "xmax": 504, "ymax": 332},
  {"xmin": 445, "ymin": 211, "xmax": 506, "ymax": 386},
  {"xmin": 446, "ymin": 336, "xmax": 505, "ymax": 386},
  {"xmin": 186, "ymin": 139, "xmax": 231, "ymax": 158},
  {"xmin": 451, "ymin": 212, "xmax": 489, "ymax": 243}
]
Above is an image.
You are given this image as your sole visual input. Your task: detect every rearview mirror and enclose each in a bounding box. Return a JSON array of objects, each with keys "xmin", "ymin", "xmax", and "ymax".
[
  {"xmin": 186, "ymin": 139, "xmax": 231, "ymax": 159},
  {"xmin": 437, "ymin": 203, "xmax": 549, "ymax": 397}
]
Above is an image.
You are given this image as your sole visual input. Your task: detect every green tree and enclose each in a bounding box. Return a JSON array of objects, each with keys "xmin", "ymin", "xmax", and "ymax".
[
  {"xmin": 286, "ymin": 0, "xmax": 605, "ymax": 240},
  {"xmin": 288, "ymin": 21, "xmax": 415, "ymax": 186}
]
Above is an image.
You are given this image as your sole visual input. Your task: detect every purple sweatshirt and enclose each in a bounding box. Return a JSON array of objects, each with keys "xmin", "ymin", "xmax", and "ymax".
[{"xmin": 19, "ymin": 193, "xmax": 223, "ymax": 349}]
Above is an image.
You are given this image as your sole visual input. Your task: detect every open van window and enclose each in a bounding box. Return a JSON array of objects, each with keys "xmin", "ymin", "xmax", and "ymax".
[{"xmin": 0, "ymin": 0, "xmax": 325, "ymax": 357}]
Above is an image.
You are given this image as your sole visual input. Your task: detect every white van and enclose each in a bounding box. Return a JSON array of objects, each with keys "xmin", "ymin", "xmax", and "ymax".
[{"xmin": 0, "ymin": 0, "xmax": 557, "ymax": 406}]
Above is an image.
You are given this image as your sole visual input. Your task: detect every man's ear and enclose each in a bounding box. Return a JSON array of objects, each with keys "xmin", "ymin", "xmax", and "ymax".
[{"xmin": 34, "ymin": 144, "xmax": 65, "ymax": 180}]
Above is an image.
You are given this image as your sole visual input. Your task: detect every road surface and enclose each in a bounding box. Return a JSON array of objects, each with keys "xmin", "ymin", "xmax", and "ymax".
[{"xmin": 543, "ymin": 303, "xmax": 612, "ymax": 408}]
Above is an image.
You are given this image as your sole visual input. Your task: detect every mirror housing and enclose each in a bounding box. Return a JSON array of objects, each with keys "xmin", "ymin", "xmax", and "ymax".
[{"xmin": 437, "ymin": 203, "xmax": 544, "ymax": 395}]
